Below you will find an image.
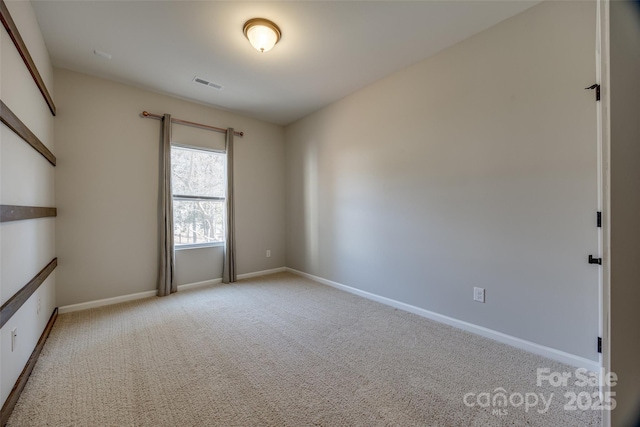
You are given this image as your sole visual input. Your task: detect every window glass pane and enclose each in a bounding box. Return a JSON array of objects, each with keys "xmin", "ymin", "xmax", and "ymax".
[
  {"xmin": 171, "ymin": 147, "xmax": 225, "ymax": 198},
  {"xmin": 173, "ymin": 200, "xmax": 225, "ymax": 245}
]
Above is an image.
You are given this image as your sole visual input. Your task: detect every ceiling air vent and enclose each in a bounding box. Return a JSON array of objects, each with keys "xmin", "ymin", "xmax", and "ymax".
[{"xmin": 192, "ymin": 76, "xmax": 223, "ymax": 90}]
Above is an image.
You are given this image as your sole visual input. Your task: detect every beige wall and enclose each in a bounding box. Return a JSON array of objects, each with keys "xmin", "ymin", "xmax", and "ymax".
[
  {"xmin": 610, "ymin": 1, "xmax": 640, "ymax": 425},
  {"xmin": 54, "ymin": 68, "xmax": 285, "ymax": 306},
  {"xmin": 285, "ymin": 1, "xmax": 600, "ymax": 361},
  {"xmin": 0, "ymin": 0, "xmax": 57, "ymax": 406}
]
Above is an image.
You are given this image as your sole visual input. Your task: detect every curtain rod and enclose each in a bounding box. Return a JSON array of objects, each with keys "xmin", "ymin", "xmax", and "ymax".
[{"xmin": 141, "ymin": 111, "xmax": 244, "ymax": 137}]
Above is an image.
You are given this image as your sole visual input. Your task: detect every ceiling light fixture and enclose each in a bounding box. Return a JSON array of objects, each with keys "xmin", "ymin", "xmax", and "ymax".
[{"xmin": 243, "ymin": 18, "xmax": 281, "ymax": 53}]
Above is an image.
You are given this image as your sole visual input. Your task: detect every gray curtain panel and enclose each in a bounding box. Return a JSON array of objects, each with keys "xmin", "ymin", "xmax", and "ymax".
[
  {"xmin": 158, "ymin": 114, "xmax": 176, "ymax": 296},
  {"xmin": 222, "ymin": 128, "xmax": 237, "ymax": 283}
]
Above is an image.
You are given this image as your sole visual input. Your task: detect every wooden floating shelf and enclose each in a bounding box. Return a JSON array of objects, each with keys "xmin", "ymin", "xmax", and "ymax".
[
  {"xmin": 0, "ymin": 0, "xmax": 56, "ymax": 116},
  {"xmin": 0, "ymin": 258, "xmax": 57, "ymax": 329},
  {"xmin": 0, "ymin": 205, "xmax": 57, "ymax": 223},
  {"xmin": 0, "ymin": 100, "xmax": 56, "ymax": 166}
]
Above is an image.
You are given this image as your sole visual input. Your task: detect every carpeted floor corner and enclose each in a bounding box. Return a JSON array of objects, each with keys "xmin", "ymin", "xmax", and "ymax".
[{"xmin": 8, "ymin": 272, "xmax": 602, "ymax": 426}]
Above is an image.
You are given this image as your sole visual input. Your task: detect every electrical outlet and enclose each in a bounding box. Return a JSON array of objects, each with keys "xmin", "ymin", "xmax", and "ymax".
[
  {"xmin": 266, "ymin": 250, "xmax": 271, "ymax": 258},
  {"xmin": 11, "ymin": 328, "xmax": 17, "ymax": 352},
  {"xmin": 37, "ymin": 295, "xmax": 41, "ymax": 314},
  {"xmin": 474, "ymin": 287, "xmax": 485, "ymax": 303}
]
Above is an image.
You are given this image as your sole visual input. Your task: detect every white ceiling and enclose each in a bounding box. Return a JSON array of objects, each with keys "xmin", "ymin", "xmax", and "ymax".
[{"xmin": 32, "ymin": 1, "xmax": 539, "ymax": 125}]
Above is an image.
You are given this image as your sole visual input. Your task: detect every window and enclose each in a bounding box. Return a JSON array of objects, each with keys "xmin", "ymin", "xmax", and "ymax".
[{"xmin": 171, "ymin": 145, "xmax": 225, "ymax": 248}]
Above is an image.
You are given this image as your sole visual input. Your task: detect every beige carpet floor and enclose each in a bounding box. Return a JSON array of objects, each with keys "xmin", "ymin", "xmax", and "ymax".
[{"xmin": 8, "ymin": 272, "xmax": 601, "ymax": 426}]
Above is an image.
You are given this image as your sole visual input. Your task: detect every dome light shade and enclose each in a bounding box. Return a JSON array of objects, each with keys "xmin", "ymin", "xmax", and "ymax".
[{"xmin": 243, "ymin": 18, "xmax": 281, "ymax": 53}]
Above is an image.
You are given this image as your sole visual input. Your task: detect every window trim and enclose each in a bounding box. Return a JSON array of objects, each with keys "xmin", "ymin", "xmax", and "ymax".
[
  {"xmin": 172, "ymin": 142, "xmax": 225, "ymax": 154},
  {"xmin": 173, "ymin": 195, "xmax": 225, "ymax": 202},
  {"xmin": 171, "ymin": 144, "xmax": 226, "ymax": 249}
]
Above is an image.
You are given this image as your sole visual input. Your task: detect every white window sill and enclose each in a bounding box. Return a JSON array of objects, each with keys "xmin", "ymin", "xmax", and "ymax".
[{"xmin": 175, "ymin": 242, "xmax": 224, "ymax": 251}]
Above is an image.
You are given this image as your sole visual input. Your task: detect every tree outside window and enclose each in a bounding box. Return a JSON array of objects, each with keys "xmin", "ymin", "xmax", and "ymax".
[{"xmin": 171, "ymin": 146, "xmax": 225, "ymax": 247}]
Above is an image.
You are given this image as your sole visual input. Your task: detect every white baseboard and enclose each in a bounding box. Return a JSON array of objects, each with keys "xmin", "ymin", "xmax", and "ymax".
[
  {"xmin": 238, "ymin": 267, "xmax": 286, "ymax": 280},
  {"xmin": 58, "ymin": 290, "xmax": 157, "ymax": 314},
  {"xmin": 58, "ymin": 267, "xmax": 286, "ymax": 314},
  {"xmin": 286, "ymin": 268, "xmax": 601, "ymax": 372},
  {"xmin": 177, "ymin": 278, "xmax": 222, "ymax": 291}
]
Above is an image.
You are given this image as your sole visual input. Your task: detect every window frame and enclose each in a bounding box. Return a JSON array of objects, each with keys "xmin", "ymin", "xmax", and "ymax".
[{"xmin": 171, "ymin": 143, "xmax": 226, "ymax": 250}]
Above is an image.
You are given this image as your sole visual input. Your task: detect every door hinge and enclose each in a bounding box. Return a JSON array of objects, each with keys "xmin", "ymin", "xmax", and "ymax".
[
  {"xmin": 597, "ymin": 211, "xmax": 602, "ymax": 228},
  {"xmin": 589, "ymin": 255, "xmax": 602, "ymax": 265},
  {"xmin": 585, "ymin": 84, "xmax": 601, "ymax": 101},
  {"xmin": 598, "ymin": 337, "xmax": 602, "ymax": 353}
]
